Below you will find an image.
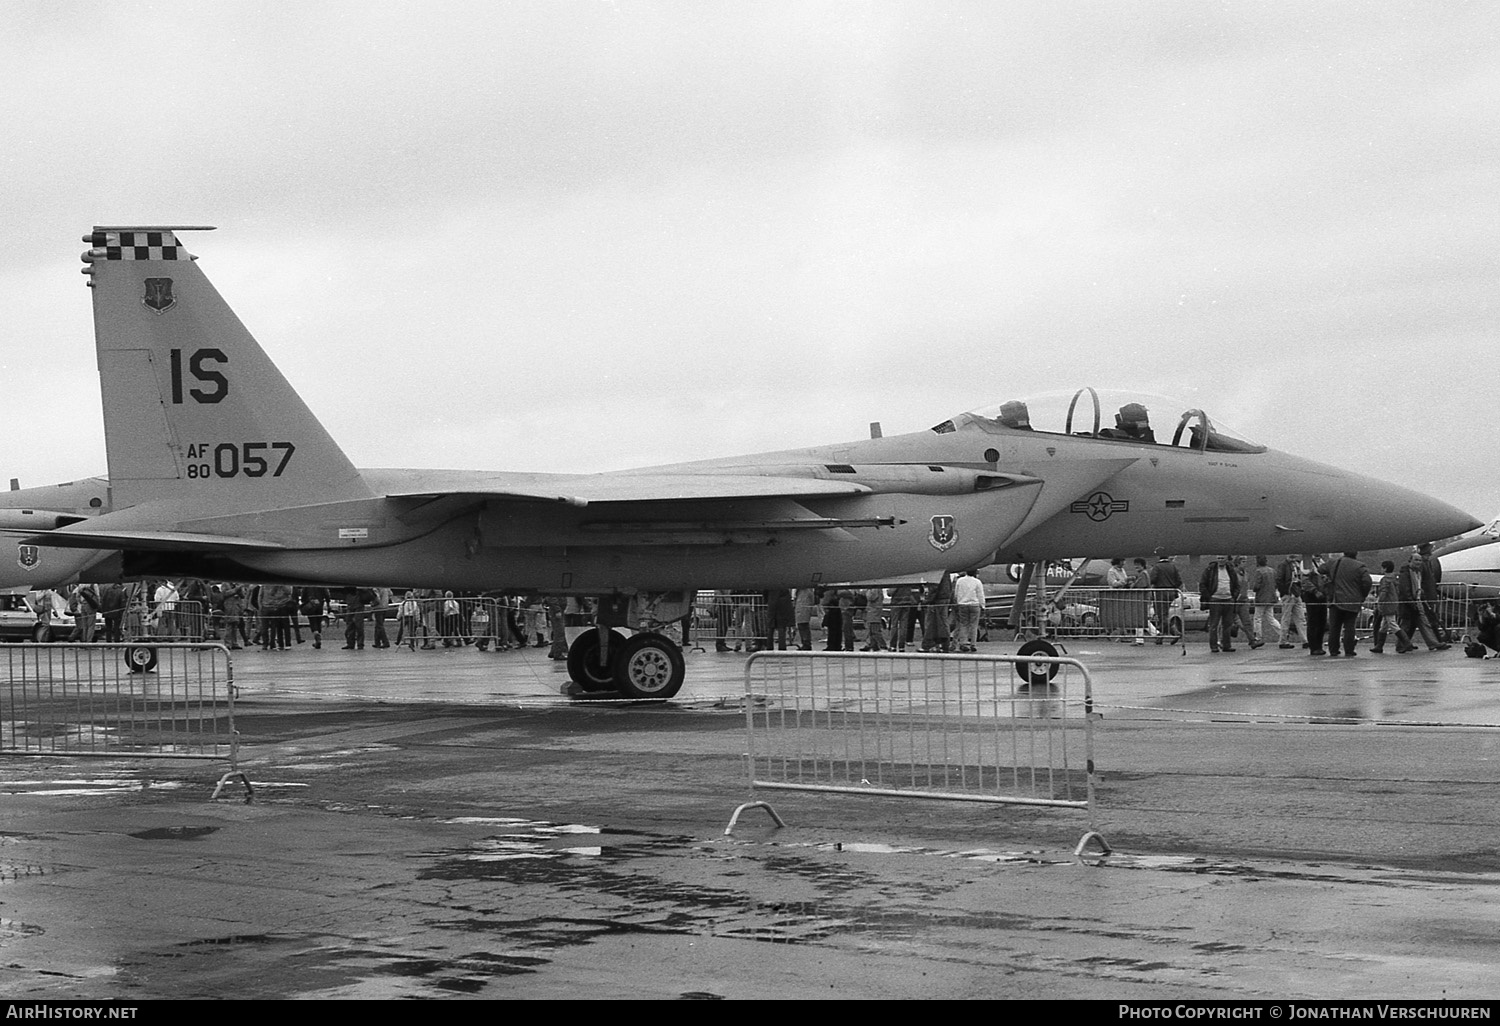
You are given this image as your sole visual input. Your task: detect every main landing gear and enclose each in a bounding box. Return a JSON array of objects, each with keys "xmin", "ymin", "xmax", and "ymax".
[{"xmin": 565, "ymin": 627, "xmax": 686, "ymax": 700}]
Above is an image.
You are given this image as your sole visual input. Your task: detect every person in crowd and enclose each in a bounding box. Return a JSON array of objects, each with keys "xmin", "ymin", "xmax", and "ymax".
[
  {"xmin": 396, "ymin": 590, "xmax": 422, "ymax": 650},
  {"xmin": 471, "ymin": 596, "xmax": 495, "ymax": 651},
  {"xmin": 1231, "ymin": 556, "xmax": 1257, "ymax": 646},
  {"xmin": 836, "ymin": 588, "xmax": 858, "ymax": 652},
  {"xmin": 441, "ymin": 591, "xmax": 463, "ymax": 646},
  {"xmin": 526, "ymin": 596, "xmax": 548, "ymax": 648},
  {"xmin": 99, "ymin": 581, "xmax": 127, "ymax": 643},
  {"xmin": 178, "ymin": 578, "xmax": 207, "ymax": 640},
  {"xmin": 1148, "ymin": 555, "xmax": 1183, "ymax": 645},
  {"xmin": 205, "ymin": 583, "xmax": 225, "ymax": 641},
  {"xmin": 768, "ymin": 589, "xmax": 796, "ymax": 651},
  {"xmin": 286, "ymin": 587, "xmax": 305, "ymax": 645},
  {"xmin": 1248, "ymin": 555, "xmax": 1281, "ymax": 650},
  {"xmin": 299, "ymin": 587, "xmax": 329, "ymax": 649},
  {"xmin": 261, "ymin": 582, "xmax": 293, "ymax": 650},
  {"xmin": 1398, "ymin": 550, "xmax": 1448, "ymax": 651},
  {"xmin": 1472, "ymin": 598, "xmax": 1500, "ymax": 659},
  {"xmin": 922, "ymin": 573, "xmax": 955, "ymax": 653},
  {"xmin": 713, "ymin": 589, "xmax": 733, "ymax": 653},
  {"xmin": 371, "ymin": 586, "xmax": 393, "ymax": 649},
  {"xmin": 29, "ymin": 587, "xmax": 62, "ymax": 640},
  {"xmin": 1130, "ymin": 557, "xmax": 1157, "ymax": 645},
  {"xmin": 1106, "ymin": 558, "xmax": 1130, "ymax": 589},
  {"xmin": 888, "ymin": 584, "xmax": 918, "ymax": 652},
  {"xmin": 342, "ymin": 587, "xmax": 367, "ymax": 650},
  {"xmin": 820, "ymin": 588, "xmax": 843, "ymax": 651},
  {"xmin": 153, "ymin": 579, "xmax": 180, "ymax": 639},
  {"xmin": 953, "ymin": 570, "xmax": 984, "ymax": 653},
  {"xmin": 1418, "ymin": 541, "xmax": 1446, "ymax": 644},
  {"xmin": 1324, "ymin": 551, "xmax": 1373, "ymax": 657},
  {"xmin": 68, "ymin": 583, "xmax": 100, "ymax": 643},
  {"xmin": 219, "ymin": 585, "xmax": 248, "ymax": 649},
  {"xmin": 1301, "ymin": 555, "xmax": 1330, "ymax": 656},
  {"xmin": 859, "ymin": 587, "xmax": 887, "ymax": 651},
  {"xmin": 547, "ymin": 596, "xmax": 569, "ymax": 660},
  {"xmin": 1370, "ymin": 560, "xmax": 1410, "ymax": 653},
  {"xmin": 1276, "ymin": 554, "xmax": 1306, "ymax": 648},
  {"xmin": 794, "ymin": 587, "xmax": 817, "ymax": 651},
  {"xmin": 731, "ymin": 592, "xmax": 757, "ymax": 652},
  {"xmin": 1198, "ymin": 555, "xmax": 1241, "ymax": 653}
]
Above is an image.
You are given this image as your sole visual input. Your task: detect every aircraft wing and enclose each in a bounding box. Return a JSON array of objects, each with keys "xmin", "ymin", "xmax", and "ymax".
[
  {"xmin": 381, "ymin": 473, "xmax": 873, "ymax": 506},
  {"xmin": 15, "ymin": 528, "xmax": 286, "ymax": 552}
]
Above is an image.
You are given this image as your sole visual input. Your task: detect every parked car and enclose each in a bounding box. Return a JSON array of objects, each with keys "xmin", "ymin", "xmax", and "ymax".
[{"xmin": 0, "ymin": 591, "xmax": 52, "ymax": 642}]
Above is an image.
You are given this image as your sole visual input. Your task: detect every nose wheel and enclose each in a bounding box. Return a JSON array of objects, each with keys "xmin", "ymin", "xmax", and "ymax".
[{"xmin": 1015, "ymin": 638, "xmax": 1060, "ymax": 687}]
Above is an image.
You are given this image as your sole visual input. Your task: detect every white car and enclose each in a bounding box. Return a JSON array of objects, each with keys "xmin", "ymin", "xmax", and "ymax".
[{"xmin": 0, "ymin": 591, "xmax": 65, "ymax": 642}]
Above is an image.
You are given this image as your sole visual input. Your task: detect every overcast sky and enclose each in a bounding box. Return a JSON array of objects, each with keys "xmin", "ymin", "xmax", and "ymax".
[{"xmin": 2, "ymin": 1, "xmax": 1496, "ymax": 517}]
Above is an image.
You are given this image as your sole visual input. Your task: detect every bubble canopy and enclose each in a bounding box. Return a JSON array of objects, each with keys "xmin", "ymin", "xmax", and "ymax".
[{"xmin": 932, "ymin": 387, "xmax": 1266, "ymax": 455}]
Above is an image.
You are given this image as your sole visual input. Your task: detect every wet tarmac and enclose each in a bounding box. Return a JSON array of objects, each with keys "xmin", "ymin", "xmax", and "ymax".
[{"xmin": 2, "ymin": 636, "xmax": 1500, "ymax": 999}]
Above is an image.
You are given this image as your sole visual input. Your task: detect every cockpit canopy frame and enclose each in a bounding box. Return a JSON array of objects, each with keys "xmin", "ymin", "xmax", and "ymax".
[{"xmin": 936, "ymin": 387, "xmax": 1267, "ymax": 455}]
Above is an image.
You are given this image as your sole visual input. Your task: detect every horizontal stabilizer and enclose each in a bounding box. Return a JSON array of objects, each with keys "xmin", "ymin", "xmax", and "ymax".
[{"xmin": 20, "ymin": 528, "xmax": 285, "ymax": 552}]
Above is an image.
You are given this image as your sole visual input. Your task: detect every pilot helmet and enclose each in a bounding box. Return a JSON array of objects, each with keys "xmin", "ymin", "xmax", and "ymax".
[
  {"xmin": 998, "ymin": 400, "xmax": 1031, "ymax": 428},
  {"xmin": 1118, "ymin": 402, "xmax": 1149, "ymax": 426}
]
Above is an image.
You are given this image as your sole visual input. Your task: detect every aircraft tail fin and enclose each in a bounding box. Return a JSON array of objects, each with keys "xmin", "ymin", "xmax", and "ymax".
[{"xmin": 81, "ymin": 227, "xmax": 373, "ymax": 513}]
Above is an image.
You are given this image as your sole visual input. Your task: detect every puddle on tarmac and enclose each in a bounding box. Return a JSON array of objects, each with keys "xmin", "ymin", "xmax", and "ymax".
[
  {"xmin": 1, "ymin": 778, "xmax": 189, "ymax": 797},
  {"xmin": 127, "ymin": 933, "xmax": 551, "ymax": 998},
  {"xmin": 0, "ymin": 917, "xmax": 45, "ymax": 945},
  {"xmin": 89, "ymin": 813, "xmax": 1496, "ymax": 997},
  {"xmin": 0, "ymin": 862, "xmax": 50, "ymax": 883},
  {"xmin": 129, "ymin": 826, "xmax": 220, "ymax": 841}
]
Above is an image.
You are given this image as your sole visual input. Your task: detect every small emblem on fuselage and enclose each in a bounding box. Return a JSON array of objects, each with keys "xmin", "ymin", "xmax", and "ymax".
[
  {"xmin": 928, "ymin": 514, "xmax": 958, "ymax": 552},
  {"xmin": 143, "ymin": 277, "xmax": 175, "ymax": 313},
  {"xmin": 1070, "ymin": 491, "xmax": 1130, "ymax": 522},
  {"xmin": 17, "ymin": 544, "xmax": 39, "ymax": 570}
]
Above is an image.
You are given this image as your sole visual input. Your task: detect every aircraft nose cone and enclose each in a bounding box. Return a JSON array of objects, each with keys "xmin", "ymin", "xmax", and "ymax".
[{"xmin": 1343, "ymin": 471, "xmax": 1480, "ymax": 549}]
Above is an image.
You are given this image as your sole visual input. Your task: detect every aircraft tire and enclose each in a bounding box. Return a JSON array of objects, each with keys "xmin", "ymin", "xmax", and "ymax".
[
  {"xmin": 613, "ymin": 633, "xmax": 685, "ymax": 701},
  {"xmin": 124, "ymin": 645, "xmax": 158, "ymax": 674},
  {"xmin": 1014, "ymin": 638, "xmax": 1059, "ymax": 687},
  {"xmin": 566, "ymin": 628, "xmax": 619, "ymax": 692}
]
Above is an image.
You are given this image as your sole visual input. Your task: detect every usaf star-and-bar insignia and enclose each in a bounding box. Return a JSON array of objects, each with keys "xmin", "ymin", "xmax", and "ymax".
[{"xmin": 1070, "ymin": 491, "xmax": 1130, "ymax": 522}]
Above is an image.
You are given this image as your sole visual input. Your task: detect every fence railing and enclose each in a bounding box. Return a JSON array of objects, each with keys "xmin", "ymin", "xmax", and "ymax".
[
  {"xmin": 2, "ymin": 643, "xmax": 237, "ymax": 764},
  {"xmin": 730, "ymin": 650, "xmax": 1106, "ymax": 854}
]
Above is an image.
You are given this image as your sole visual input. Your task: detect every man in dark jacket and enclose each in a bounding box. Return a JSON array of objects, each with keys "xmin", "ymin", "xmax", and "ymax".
[
  {"xmin": 1148, "ymin": 555, "xmax": 1184, "ymax": 644},
  {"xmin": 1198, "ymin": 556, "xmax": 1241, "ymax": 653},
  {"xmin": 1324, "ymin": 552, "xmax": 1373, "ymax": 657}
]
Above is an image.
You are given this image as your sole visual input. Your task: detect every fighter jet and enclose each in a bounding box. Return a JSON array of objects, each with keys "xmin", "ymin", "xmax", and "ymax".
[
  {"xmin": 0, "ymin": 477, "xmax": 116, "ymax": 587},
  {"xmin": 10, "ymin": 226, "xmax": 1479, "ymax": 698},
  {"xmin": 1433, "ymin": 516, "xmax": 1500, "ymax": 596}
]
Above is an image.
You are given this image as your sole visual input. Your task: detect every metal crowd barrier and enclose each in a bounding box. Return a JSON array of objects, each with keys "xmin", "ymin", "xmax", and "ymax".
[
  {"xmin": 1, "ymin": 642, "xmax": 247, "ymax": 795},
  {"xmin": 386, "ymin": 596, "xmax": 512, "ymax": 647},
  {"xmin": 728, "ymin": 650, "xmax": 1107, "ymax": 855},
  {"xmin": 693, "ymin": 592, "xmax": 770, "ymax": 649},
  {"xmin": 120, "ymin": 599, "xmax": 208, "ymax": 642},
  {"xmin": 1013, "ymin": 587, "xmax": 1171, "ymax": 642}
]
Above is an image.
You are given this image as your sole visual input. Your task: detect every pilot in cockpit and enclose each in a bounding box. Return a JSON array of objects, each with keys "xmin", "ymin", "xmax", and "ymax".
[
  {"xmin": 997, "ymin": 400, "xmax": 1032, "ymax": 430},
  {"xmin": 1112, "ymin": 402, "xmax": 1155, "ymax": 443}
]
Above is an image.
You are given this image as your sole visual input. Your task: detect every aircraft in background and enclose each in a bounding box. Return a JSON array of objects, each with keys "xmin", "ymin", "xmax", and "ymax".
[
  {"xmin": 1434, "ymin": 516, "xmax": 1500, "ymax": 597},
  {"xmin": 0, "ymin": 476, "xmax": 116, "ymax": 589},
  {"xmin": 8, "ymin": 225, "xmax": 1479, "ymax": 698}
]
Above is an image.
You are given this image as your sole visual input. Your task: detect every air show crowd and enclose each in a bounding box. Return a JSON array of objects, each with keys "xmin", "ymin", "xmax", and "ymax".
[{"xmin": 14, "ymin": 544, "xmax": 1500, "ymax": 660}]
